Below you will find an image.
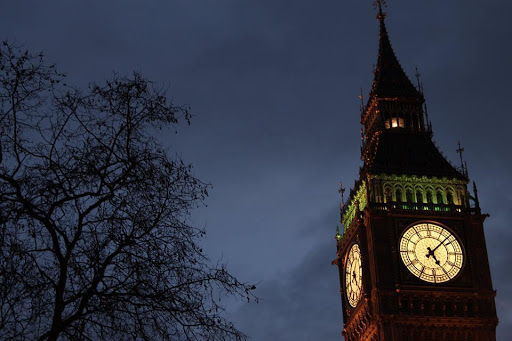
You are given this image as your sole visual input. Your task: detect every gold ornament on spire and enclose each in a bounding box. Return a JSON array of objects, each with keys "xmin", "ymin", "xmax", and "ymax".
[{"xmin": 373, "ymin": 0, "xmax": 387, "ymax": 20}]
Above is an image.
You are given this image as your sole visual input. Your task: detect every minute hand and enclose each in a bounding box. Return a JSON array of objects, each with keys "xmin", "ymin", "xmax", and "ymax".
[{"xmin": 432, "ymin": 235, "xmax": 451, "ymax": 252}]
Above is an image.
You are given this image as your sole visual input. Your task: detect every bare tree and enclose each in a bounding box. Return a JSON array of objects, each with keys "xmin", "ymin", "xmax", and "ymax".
[{"xmin": 0, "ymin": 41, "xmax": 255, "ymax": 341}]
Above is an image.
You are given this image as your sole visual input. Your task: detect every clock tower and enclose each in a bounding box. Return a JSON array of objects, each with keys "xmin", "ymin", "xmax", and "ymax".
[{"xmin": 334, "ymin": 3, "xmax": 498, "ymax": 340}]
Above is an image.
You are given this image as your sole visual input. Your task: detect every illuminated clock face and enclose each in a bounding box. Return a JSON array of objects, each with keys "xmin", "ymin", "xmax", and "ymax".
[
  {"xmin": 345, "ymin": 244, "xmax": 363, "ymax": 308},
  {"xmin": 400, "ymin": 223, "xmax": 464, "ymax": 283}
]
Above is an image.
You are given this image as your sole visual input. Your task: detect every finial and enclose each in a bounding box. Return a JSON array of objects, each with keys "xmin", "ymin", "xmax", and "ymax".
[
  {"xmin": 338, "ymin": 181, "xmax": 346, "ymax": 222},
  {"xmin": 415, "ymin": 66, "xmax": 424, "ymax": 94},
  {"xmin": 338, "ymin": 182, "xmax": 346, "ymax": 206},
  {"xmin": 456, "ymin": 141, "xmax": 465, "ymax": 173},
  {"xmin": 373, "ymin": 0, "xmax": 387, "ymax": 20},
  {"xmin": 456, "ymin": 141, "xmax": 469, "ymax": 177}
]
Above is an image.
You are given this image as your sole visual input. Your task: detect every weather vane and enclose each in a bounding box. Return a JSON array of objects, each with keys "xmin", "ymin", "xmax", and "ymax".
[
  {"xmin": 373, "ymin": 0, "xmax": 387, "ymax": 19},
  {"xmin": 373, "ymin": 0, "xmax": 387, "ymax": 9}
]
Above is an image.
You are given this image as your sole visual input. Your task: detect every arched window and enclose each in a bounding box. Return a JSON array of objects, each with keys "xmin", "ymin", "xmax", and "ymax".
[
  {"xmin": 426, "ymin": 191, "xmax": 433, "ymax": 203},
  {"xmin": 436, "ymin": 191, "xmax": 444, "ymax": 204},
  {"xmin": 447, "ymin": 192, "xmax": 454, "ymax": 205},
  {"xmin": 395, "ymin": 188, "xmax": 402, "ymax": 202},
  {"xmin": 385, "ymin": 116, "xmax": 405, "ymax": 129},
  {"xmin": 416, "ymin": 190, "xmax": 423, "ymax": 203},
  {"xmin": 406, "ymin": 189, "xmax": 413, "ymax": 203},
  {"xmin": 384, "ymin": 185, "xmax": 393, "ymax": 202}
]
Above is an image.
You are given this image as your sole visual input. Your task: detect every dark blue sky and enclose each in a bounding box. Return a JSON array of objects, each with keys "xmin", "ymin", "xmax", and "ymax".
[{"xmin": 2, "ymin": 1, "xmax": 511, "ymax": 339}]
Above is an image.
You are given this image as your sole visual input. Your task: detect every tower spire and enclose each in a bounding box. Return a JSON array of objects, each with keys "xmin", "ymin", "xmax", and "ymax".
[
  {"xmin": 367, "ymin": 0, "xmax": 423, "ymax": 100},
  {"xmin": 359, "ymin": 2, "xmax": 462, "ymax": 178}
]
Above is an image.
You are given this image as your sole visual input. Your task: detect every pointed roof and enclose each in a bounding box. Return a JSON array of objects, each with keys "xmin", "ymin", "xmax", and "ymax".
[
  {"xmin": 369, "ymin": 10, "xmax": 423, "ymax": 99},
  {"xmin": 369, "ymin": 133, "xmax": 467, "ymax": 179}
]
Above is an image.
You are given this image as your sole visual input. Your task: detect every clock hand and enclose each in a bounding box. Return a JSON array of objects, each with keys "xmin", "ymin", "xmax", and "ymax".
[
  {"xmin": 353, "ymin": 270, "xmax": 363, "ymax": 290},
  {"xmin": 432, "ymin": 235, "xmax": 451, "ymax": 252},
  {"xmin": 429, "ymin": 236, "xmax": 449, "ymax": 266},
  {"xmin": 348, "ymin": 268, "xmax": 355, "ymax": 285},
  {"xmin": 426, "ymin": 247, "xmax": 441, "ymax": 265}
]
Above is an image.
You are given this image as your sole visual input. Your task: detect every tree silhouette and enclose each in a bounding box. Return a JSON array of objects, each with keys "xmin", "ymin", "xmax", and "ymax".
[{"xmin": 0, "ymin": 41, "xmax": 255, "ymax": 341}]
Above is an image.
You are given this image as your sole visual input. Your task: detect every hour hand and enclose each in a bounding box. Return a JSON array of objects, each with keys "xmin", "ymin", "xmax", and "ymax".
[{"xmin": 426, "ymin": 247, "xmax": 441, "ymax": 265}]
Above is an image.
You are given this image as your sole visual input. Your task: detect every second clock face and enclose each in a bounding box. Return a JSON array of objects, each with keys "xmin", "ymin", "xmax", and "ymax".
[
  {"xmin": 400, "ymin": 222, "xmax": 464, "ymax": 283},
  {"xmin": 345, "ymin": 244, "xmax": 363, "ymax": 308}
]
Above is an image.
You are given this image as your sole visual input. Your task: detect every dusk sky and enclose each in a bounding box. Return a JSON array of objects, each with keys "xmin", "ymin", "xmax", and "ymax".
[{"xmin": 1, "ymin": 1, "xmax": 511, "ymax": 339}]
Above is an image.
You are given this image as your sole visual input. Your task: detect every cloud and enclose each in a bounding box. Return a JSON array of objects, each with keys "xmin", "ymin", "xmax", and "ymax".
[
  {"xmin": 231, "ymin": 211, "xmax": 343, "ymax": 341},
  {"xmin": 1, "ymin": 1, "xmax": 511, "ymax": 339},
  {"xmin": 231, "ymin": 196, "xmax": 512, "ymax": 340}
]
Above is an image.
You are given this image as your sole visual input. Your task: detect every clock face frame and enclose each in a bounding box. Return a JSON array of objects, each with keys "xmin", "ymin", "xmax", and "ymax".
[
  {"xmin": 399, "ymin": 222, "xmax": 464, "ymax": 283},
  {"xmin": 345, "ymin": 244, "xmax": 363, "ymax": 308}
]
